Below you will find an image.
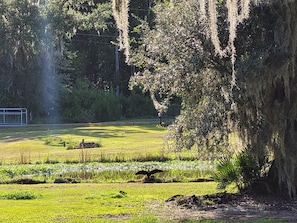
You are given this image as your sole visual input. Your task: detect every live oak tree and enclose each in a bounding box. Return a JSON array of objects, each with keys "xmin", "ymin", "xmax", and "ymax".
[{"xmin": 113, "ymin": 0, "xmax": 297, "ymax": 198}]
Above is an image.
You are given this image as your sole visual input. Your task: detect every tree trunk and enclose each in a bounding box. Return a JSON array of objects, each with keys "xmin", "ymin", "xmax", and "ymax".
[{"xmin": 262, "ymin": 1, "xmax": 297, "ymax": 199}]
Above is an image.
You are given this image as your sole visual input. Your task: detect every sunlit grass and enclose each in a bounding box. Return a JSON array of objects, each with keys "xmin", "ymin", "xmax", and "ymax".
[
  {"xmin": 0, "ymin": 124, "xmax": 281, "ymax": 222},
  {"xmin": 0, "ymin": 124, "xmax": 166, "ymax": 163},
  {"xmin": 0, "ymin": 182, "xmax": 221, "ymax": 223},
  {"xmin": 0, "ymin": 124, "xmax": 201, "ymax": 164}
]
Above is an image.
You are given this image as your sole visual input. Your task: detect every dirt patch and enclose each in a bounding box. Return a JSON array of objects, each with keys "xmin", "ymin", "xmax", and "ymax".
[
  {"xmin": 92, "ymin": 213, "xmax": 131, "ymax": 221},
  {"xmin": 161, "ymin": 192, "xmax": 297, "ymax": 222}
]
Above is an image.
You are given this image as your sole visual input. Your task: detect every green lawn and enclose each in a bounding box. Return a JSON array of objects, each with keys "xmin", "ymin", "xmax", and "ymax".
[
  {"xmin": 0, "ymin": 123, "xmax": 264, "ymax": 223},
  {"xmin": 0, "ymin": 124, "xmax": 215, "ymax": 222},
  {"xmin": 0, "ymin": 124, "xmax": 187, "ymax": 164},
  {"xmin": 0, "ymin": 182, "xmax": 220, "ymax": 223}
]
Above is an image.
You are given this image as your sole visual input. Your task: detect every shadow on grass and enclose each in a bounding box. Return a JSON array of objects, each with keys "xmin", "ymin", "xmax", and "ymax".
[{"xmin": 0, "ymin": 124, "xmax": 167, "ymax": 143}]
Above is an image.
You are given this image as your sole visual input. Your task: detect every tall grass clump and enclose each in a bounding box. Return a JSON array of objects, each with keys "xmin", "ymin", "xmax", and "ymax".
[
  {"xmin": 19, "ymin": 148, "xmax": 31, "ymax": 164},
  {"xmin": 0, "ymin": 191, "xmax": 40, "ymax": 200}
]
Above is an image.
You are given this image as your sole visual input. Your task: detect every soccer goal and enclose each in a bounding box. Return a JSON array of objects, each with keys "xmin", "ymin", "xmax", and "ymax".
[{"xmin": 0, "ymin": 108, "xmax": 28, "ymax": 126}]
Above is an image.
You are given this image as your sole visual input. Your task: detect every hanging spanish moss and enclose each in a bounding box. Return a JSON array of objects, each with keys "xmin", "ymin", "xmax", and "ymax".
[
  {"xmin": 234, "ymin": 0, "xmax": 297, "ymax": 198},
  {"xmin": 203, "ymin": 0, "xmax": 251, "ymax": 86},
  {"xmin": 113, "ymin": 0, "xmax": 297, "ymax": 198},
  {"xmin": 112, "ymin": 0, "xmax": 130, "ymax": 62}
]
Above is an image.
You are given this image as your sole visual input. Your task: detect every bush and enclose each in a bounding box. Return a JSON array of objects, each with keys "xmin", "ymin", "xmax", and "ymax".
[
  {"xmin": 60, "ymin": 79, "xmax": 156, "ymax": 123},
  {"xmin": 213, "ymin": 148, "xmax": 266, "ymax": 192},
  {"xmin": 213, "ymin": 156, "xmax": 242, "ymax": 191},
  {"xmin": 121, "ymin": 91, "xmax": 155, "ymax": 118},
  {"xmin": 60, "ymin": 79, "xmax": 122, "ymax": 122},
  {"xmin": 92, "ymin": 90, "xmax": 122, "ymax": 122},
  {"xmin": 0, "ymin": 191, "xmax": 40, "ymax": 200},
  {"xmin": 237, "ymin": 150, "xmax": 263, "ymax": 188}
]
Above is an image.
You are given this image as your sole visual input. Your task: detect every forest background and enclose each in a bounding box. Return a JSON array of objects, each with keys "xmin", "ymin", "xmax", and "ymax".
[{"xmin": 0, "ymin": 0, "xmax": 175, "ymax": 124}]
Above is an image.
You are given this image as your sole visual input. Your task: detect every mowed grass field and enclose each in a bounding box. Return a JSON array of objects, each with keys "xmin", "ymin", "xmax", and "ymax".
[
  {"xmin": 0, "ymin": 182, "xmax": 222, "ymax": 223},
  {"xmin": 0, "ymin": 123, "xmax": 198, "ymax": 164},
  {"xmin": 0, "ymin": 123, "xmax": 225, "ymax": 222}
]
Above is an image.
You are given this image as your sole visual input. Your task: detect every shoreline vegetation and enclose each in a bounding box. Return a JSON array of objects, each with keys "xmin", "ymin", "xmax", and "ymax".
[{"xmin": 0, "ymin": 161, "xmax": 215, "ymax": 184}]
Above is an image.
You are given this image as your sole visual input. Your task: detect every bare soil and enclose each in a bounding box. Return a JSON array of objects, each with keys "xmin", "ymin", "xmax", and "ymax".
[{"xmin": 159, "ymin": 192, "xmax": 297, "ymax": 222}]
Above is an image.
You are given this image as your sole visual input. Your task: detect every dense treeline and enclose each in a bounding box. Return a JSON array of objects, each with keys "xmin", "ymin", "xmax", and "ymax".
[{"xmin": 0, "ymin": 0, "xmax": 163, "ymax": 123}]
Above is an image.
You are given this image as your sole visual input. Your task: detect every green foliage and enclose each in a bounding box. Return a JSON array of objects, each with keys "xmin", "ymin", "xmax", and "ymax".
[
  {"xmin": 0, "ymin": 1, "xmax": 41, "ymax": 109},
  {"xmin": 44, "ymin": 136, "xmax": 65, "ymax": 146},
  {"xmin": 61, "ymin": 79, "xmax": 121, "ymax": 122},
  {"xmin": 92, "ymin": 91, "xmax": 122, "ymax": 122},
  {"xmin": 130, "ymin": 0, "xmax": 232, "ymax": 158},
  {"xmin": 130, "ymin": 0, "xmax": 297, "ymax": 199},
  {"xmin": 60, "ymin": 78, "xmax": 156, "ymax": 122},
  {"xmin": 121, "ymin": 90, "xmax": 156, "ymax": 118},
  {"xmin": 0, "ymin": 0, "xmax": 127, "ymax": 122},
  {"xmin": 0, "ymin": 191, "xmax": 40, "ymax": 200},
  {"xmin": 213, "ymin": 149, "xmax": 267, "ymax": 191},
  {"xmin": 0, "ymin": 0, "xmax": 154, "ymax": 122},
  {"xmin": 236, "ymin": 149, "xmax": 265, "ymax": 188},
  {"xmin": 213, "ymin": 156, "xmax": 241, "ymax": 191},
  {"xmin": 0, "ymin": 161, "xmax": 214, "ymax": 184}
]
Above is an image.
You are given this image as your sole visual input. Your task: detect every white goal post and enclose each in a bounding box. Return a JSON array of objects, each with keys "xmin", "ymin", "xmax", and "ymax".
[{"xmin": 0, "ymin": 108, "xmax": 28, "ymax": 126}]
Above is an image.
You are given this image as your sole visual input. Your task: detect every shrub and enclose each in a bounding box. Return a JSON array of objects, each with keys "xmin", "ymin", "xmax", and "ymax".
[
  {"xmin": 60, "ymin": 79, "xmax": 122, "ymax": 122},
  {"xmin": 213, "ymin": 156, "xmax": 242, "ymax": 191},
  {"xmin": 91, "ymin": 90, "xmax": 121, "ymax": 122},
  {"xmin": 213, "ymin": 148, "xmax": 267, "ymax": 192},
  {"xmin": 237, "ymin": 150, "xmax": 264, "ymax": 188},
  {"xmin": 121, "ymin": 91, "xmax": 155, "ymax": 118},
  {"xmin": 60, "ymin": 78, "xmax": 158, "ymax": 123},
  {"xmin": 0, "ymin": 191, "xmax": 40, "ymax": 200}
]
